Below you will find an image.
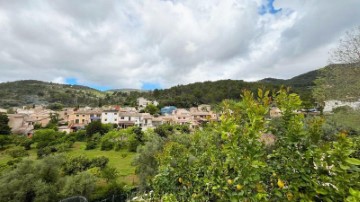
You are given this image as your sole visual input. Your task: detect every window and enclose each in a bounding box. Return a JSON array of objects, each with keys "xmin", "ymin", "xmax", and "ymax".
[
  {"xmin": 114, "ymin": 113, "xmax": 117, "ymax": 115},
  {"xmin": 76, "ymin": 115, "xmax": 79, "ymax": 117},
  {"xmin": 114, "ymin": 119, "xmax": 117, "ymax": 121},
  {"xmin": 105, "ymin": 119, "xmax": 107, "ymax": 121},
  {"xmin": 82, "ymin": 115, "xmax": 85, "ymax": 117},
  {"xmin": 82, "ymin": 119, "xmax": 85, "ymax": 123},
  {"xmin": 75, "ymin": 119, "xmax": 79, "ymax": 123},
  {"xmin": 121, "ymin": 117, "xmax": 124, "ymax": 119},
  {"xmin": 105, "ymin": 113, "xmax": 108, "ymax": 115}
]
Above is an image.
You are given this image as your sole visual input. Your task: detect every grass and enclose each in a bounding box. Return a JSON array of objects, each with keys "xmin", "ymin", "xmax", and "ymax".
[
  {"xmin": 0, "ymin": 141, "xmax": 138, "ymax": 185},
  {"xmin": 67, "ymin": 142, "xmax": 138, "ymax": 184}
]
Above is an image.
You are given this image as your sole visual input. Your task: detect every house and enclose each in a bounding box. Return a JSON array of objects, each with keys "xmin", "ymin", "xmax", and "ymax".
[
  {"xmin": 58, "ymin": 125, "xmax": 71, "ymax": 134},
  {"xmin": 172, "ymin": 109, "xmax": 193, "ymax": 125},
  {"xmin": 152, "ymin": 117, "xmax": 164, "ymax": 127},
  {"xmin": 140, "ymin": 113, "xmax": 154, "ymax": 130},
  {"xmin": 7, "ymin": 114, "xmax": 34, "ymax": 136},
  {"xmin": 118, "ymin": 112, "xmax": 142, "ymax": 128},
  {"xmin": 0, "ymin": 108, "xmax": 7, "ymax": 113},
  {"xmin": 68, "ymin": 110, "xmax": 92, "ymax": 126},
  {"xmin": 270, "ymin": 107, "xmax": 282, "ymax": 118},
  {"xmin": 198, "ymin": 104, "xmax": 211, "ymax": 112},
  {"xmin": 26, "ymin": 110, "xmax": 54, "ymax": 127},
  {"xmin": 101, "ymin": 110, "xmax": 119, "ymax": 124},
  {"xmin": 58, "ymin": 108, "xmax": 76, "ymax": 123},
  {"xmin": 89, "ymin": 110, "xmax": 102, "ymax": 122},
  {"xmin": 137, "ymin": 97, "xmax": 159, "ymax": 108},
  {"xmin": 190, "ymin": 105, "xmax": 218, "ymax": 126},
  {"xmin": 161, "ymin": 106, "xmax": 177, "ymax": 115}
]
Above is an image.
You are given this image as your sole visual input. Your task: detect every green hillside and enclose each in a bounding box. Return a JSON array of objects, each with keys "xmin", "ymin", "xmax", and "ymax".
[
  {"xmin": 313, "ymin": 63, "xmax": 360, "ymax": 103},
  {"xmin": 0, "ymin": 80, "xmax": 105, "ymax": 108},
  {"xmin": 0, "ymin": 69, "xmax": 321, "ymax": 108}
]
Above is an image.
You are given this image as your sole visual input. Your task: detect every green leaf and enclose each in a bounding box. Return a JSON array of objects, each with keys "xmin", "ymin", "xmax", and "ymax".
[
  {"xmin": 345, "ymin": 158, "xmax": 360, "ymax": 165},
  {"xmin": 340, "ymin": 164, "xmax": 350, "ymax": 170},
  {"xmin": 316, "ymin": 188, "xmax": 328, "ymax": 195}
]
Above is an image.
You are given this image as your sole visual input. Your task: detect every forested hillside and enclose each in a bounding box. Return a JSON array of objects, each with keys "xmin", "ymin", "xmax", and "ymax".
[
  {"xmin": 145, "ymin": 70, "xmax": 319, "ymax": 108},
  {"xmin": 0, "ymin": 80, "xmax": 104, "ymax": 108},
  {"xmin": 313, "ymin": 63, "xmax": 360, "ymax": 103},
  {"xmin": 0, "ymin": 68, "xmax": 320, "ymax": 108}
]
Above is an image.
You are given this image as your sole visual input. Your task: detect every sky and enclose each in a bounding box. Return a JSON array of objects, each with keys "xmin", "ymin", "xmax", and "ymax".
[{"xmin": 0, "ymin": 0, "xmax": 359, "ymax": 91}]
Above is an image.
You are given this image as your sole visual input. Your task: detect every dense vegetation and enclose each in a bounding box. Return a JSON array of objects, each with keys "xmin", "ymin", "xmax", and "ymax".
[
  {"xmin": 313, "ymin": 63, "xmax": 360, "ymax": 104},
  {"xmin": 0, "ymin": 88, "xmax": 360, "ymax": 201},
  {"xmin": 0, "ymin": 68, "xmax": 320, "ymax": 108},
  {"xmin": 0, "ymin": 80, "xmax": 108, "ymax": 108},
  {"xmin": 132, "ymin": 89, "xmax": 360, "ymax": 201}
]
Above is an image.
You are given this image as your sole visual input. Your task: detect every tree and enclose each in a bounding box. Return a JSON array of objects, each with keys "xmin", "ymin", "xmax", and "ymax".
[
  {"xmin": 0, "ymin": 113, "xmax": 11, "ymax": 135},
  {"xmin": 144, "ymin": 104, "xmax": 160, "ymax": 115},
  {"xmin": 148, "ymin": 89, "xmax": 360, "ymax": 201},
  {"xmin": 86, "ymin": 121, "xmax": 106, "ymax": 136},
  {"xmin": 330, "ymin": 26, "xmax": 360, "ymax": 64}
]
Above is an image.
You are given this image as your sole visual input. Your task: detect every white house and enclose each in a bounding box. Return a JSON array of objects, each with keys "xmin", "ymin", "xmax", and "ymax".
[
  {"xmin": 118, "ymin": 112, "xmax": 142, "ymax": 128},
  {"xmin": 101, "ymin": 110, "xmax": 119, "ymax": 124}
]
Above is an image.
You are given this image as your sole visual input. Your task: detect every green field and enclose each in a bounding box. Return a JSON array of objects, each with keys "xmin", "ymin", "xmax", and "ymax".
[{"xmin": 0, "ymin": 142, "xmax": 137, "ymax": 185}]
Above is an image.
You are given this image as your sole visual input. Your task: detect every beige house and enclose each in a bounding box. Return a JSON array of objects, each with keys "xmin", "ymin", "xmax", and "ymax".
[
  {"xmin": 58, "ymin": 108, "xmax": 76, "ymax": 123},
  {"xmin": 137, "ymin": 97, "xmax": 159, "ymax": 108},
  {"xmin": 172, "ymin": 109, "xmax": 193, "ymax": 125},
  {"xmin": 8, "ymin": 114, "xmax": 34, "ymax": 135},
  {"xmin": 26, "ymin": 110, "xmax": 54, "ymax": 127},
  {"xmin": 68, "ymin": 111, "xmax": 92, "ymax": 126}
]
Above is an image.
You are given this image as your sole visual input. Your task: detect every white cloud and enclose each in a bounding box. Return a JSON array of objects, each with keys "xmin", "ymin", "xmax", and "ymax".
[
  {"xmin": 52, "ymin": 77, "xmax": 66, "ymax": 84},
  {"xmin": 0, "ymin": 0, "xmax": 359, "ymax": 89}
]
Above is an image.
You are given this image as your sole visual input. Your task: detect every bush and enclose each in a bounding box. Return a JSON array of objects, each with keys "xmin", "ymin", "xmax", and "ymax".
[
  {"xmin": 91, "ymin": 156, "xmax": 109, "ymax": 169},
  {"xmin": 37, "ymin": 147, "xmax": 52, "ymax": 158},
  {"xmin": 127, "ymin": 136, "xmax": 140, "ymax": 152},
  {"xmin": 148, "ymin": 89, "xmax": 360, "ymax": 201},
  {"xmin": 100, "ymin": 140, "xmax": 114, "ymax": 151},
  {"xmin": 6, "ymin": 158, "xmax": 22, "ymax": 166},
  {"xmin": 85, "ymin": 140, "xmax": 97, "ymax": 150},
  {"xmin": 21, "ymin": 138, "xmax": 33, "ymax": 150},
  {"xmin": 63, "ymin": 156, "xmax": 92, "ymax": 175},
  {"xmin": 7, "ymin": 147, "xmax": 28, "ymax": 158},
  {"xmin": 0, "ymin": 135, "xmax": 10, "ymax": 148}
]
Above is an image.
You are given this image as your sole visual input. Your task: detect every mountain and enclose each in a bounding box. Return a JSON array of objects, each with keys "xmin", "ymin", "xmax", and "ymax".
[
  {"xmin": 312, "ymin": 63, "xmax": 360, "ymax": 102},
  {"xmin": 0, "ymin": 80, "xmax": 105, "ymax": 108},
  {"xmin": 0, "ymin": 67, "xmax": 325, "ymax": 108}
]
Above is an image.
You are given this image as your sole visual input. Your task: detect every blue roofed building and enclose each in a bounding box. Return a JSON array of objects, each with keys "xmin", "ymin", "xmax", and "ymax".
[{"xmin": 160, "ymin": 106, "xmax": 177, "ymax": 115}]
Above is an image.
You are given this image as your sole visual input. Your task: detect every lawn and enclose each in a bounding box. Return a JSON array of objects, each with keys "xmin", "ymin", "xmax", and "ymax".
[
  {"xmin": 67, "ymin": 142, "xmax": 138, "ymax": 184},
  {"xmin": 0, "ymin": 142, "xmax": 138, "ymax": 185}
]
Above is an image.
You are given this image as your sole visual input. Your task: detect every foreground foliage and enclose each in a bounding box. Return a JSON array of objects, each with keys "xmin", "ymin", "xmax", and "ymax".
[{"xmin": 135, "ymin": 89, "xmax": 360, "ymax": 201}]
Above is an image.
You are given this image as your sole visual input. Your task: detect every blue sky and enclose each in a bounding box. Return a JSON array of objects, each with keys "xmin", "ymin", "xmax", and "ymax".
[
  {"xmin": 65, "ymin": 78, "xmax": 111, "ymax": 91},
  {"xmin": 259, "ymin": 0, "xmax": 282, "ymax": 15}
]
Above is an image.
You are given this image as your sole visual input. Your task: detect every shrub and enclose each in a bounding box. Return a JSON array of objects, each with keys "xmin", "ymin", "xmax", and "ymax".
[
  {"xmin": 91, "ymin": 156, "xmax": 109, "ymax": 169},
  {"xmin": 148, "ymin": 89, "xmax": 360, "ymax": 201},
  {"xmin": 7, "ymin": 147, "xmax": 28, "ymax": 158},
  {"xmin": 85, "ymin": 140, "xmax": 97, "ymax": 150},
  {"xmin": 100, "ymin": 140, "xmax": 114, "ymax": 151}
]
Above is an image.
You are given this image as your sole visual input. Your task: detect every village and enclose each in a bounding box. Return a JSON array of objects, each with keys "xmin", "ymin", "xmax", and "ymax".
[
  {"xmin": 7, "ymin": 95, "xmax": 354, "ymax": 137},
  {"xmin": 1, "ymin": 97, "xmax": 221, "ymax": 136}
]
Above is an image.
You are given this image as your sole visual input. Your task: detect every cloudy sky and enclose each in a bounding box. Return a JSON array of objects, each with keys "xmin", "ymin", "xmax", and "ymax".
[{"xmin": 0, "ymin": 0, "xmax": 359, "ymax": 90}]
